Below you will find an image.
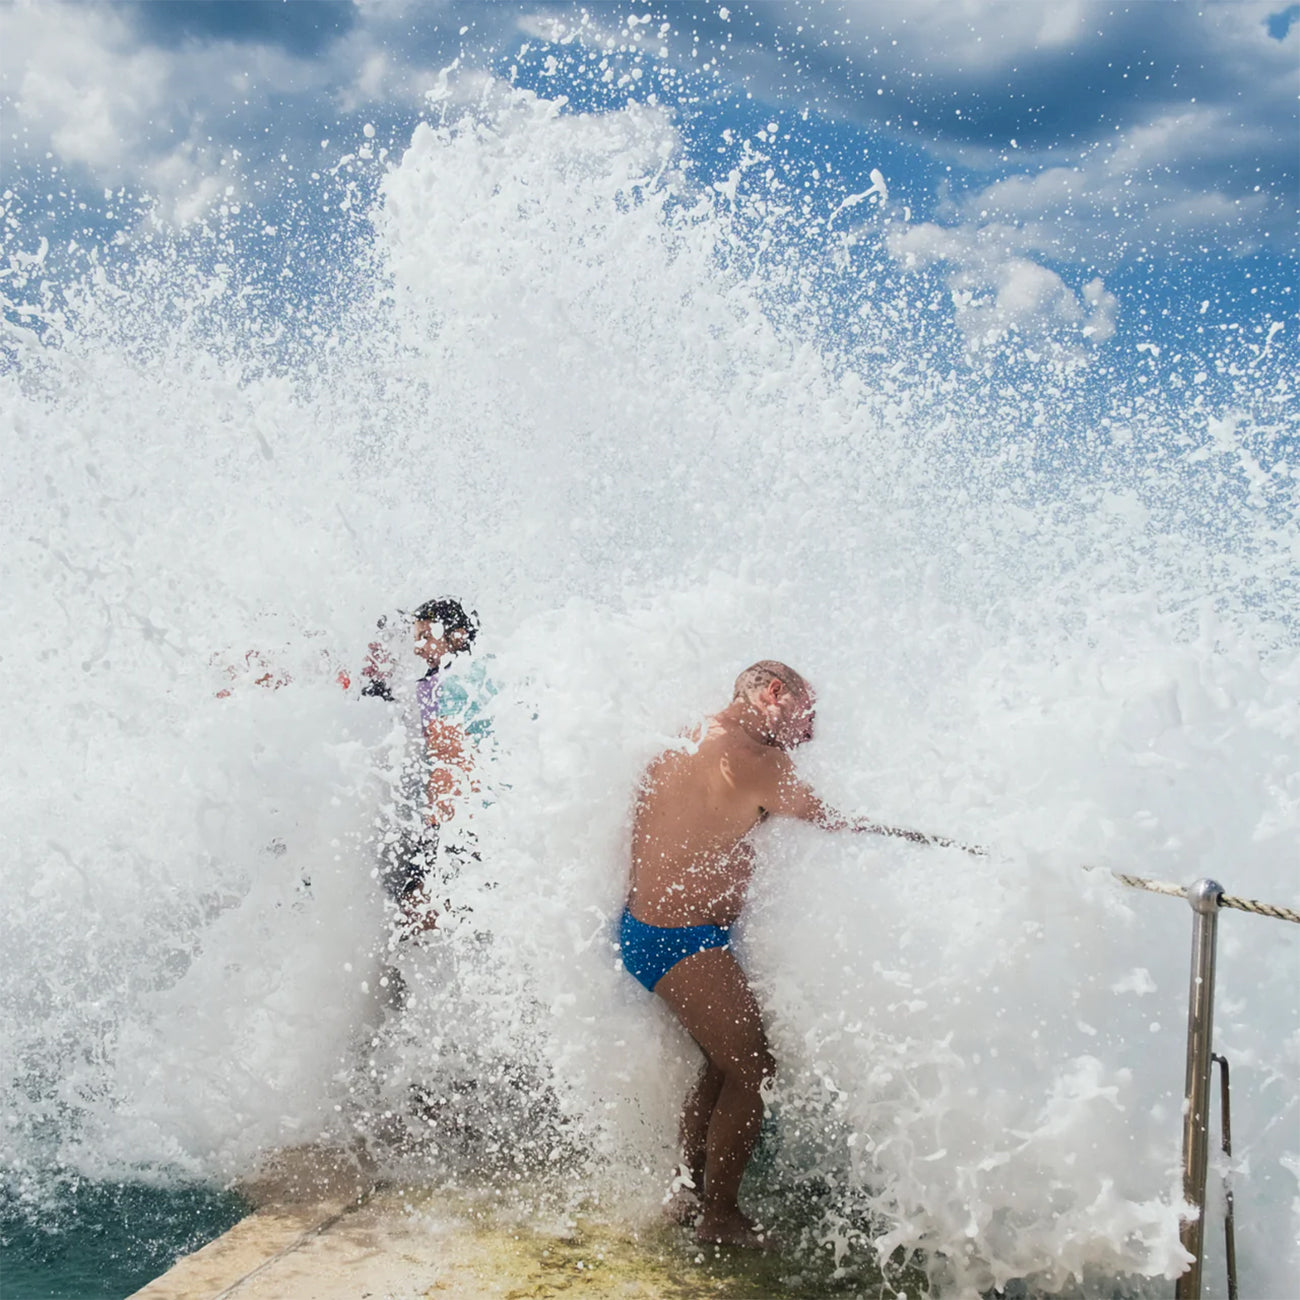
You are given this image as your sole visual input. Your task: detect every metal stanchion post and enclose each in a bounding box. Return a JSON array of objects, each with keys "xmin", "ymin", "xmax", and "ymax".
[
  {"xmin": 1211, "ymin": 1053, "xmax": 1238, "ymax": 1300},
  {"xmin": 1174, "ymin": 878, "xmax": 1223, "ymax": 1300}
]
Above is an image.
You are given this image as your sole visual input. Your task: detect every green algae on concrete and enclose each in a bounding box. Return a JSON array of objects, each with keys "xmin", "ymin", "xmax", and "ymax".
[{"xmin": 457, "ymin": 1214, "xmax": 876, "ymax": 1299}]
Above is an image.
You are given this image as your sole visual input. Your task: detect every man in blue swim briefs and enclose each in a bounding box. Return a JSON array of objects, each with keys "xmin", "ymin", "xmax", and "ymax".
[{"xmin": 622, "ymin": 660, "xmax": 936, "ymax": 1249}]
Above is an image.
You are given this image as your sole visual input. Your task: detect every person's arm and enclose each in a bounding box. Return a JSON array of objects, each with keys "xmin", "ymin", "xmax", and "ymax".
[
  {"xmin": 425, "ymin": 719, "xmax": 476, "ymax": 823},
  {"xmin": 764, "ymin": 752, "xmax": 854, "ymax": 829},
  {"xmin": 766, "ymin": 754, "xmax": 984, "ymax": 852},
  {"xmin": 766, "ymin": 759, "xmax": 848, "ymax": 829}
]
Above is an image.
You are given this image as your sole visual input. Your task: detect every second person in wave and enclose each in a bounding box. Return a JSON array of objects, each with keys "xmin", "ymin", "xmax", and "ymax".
[
  {"xmin": 367, "ymin": 597, "xmax": 493, "ymax": 939},
  {"xmin": 622, "ymin": 660, "xmax": 946, "ymax": 1249}
]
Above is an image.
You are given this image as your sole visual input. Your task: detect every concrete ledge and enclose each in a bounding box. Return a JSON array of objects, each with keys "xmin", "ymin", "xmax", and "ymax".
[
  {"xmin": 126, "ymin": 1197, "xmax": 365, "ymax": 1300},
  {"xmin": 129, "ymin": 1145, "xmax": 907, "ymax": 1298},
  {"xmin": 132, "ymin": 1186, "xmax": 814, "ymax": 1299},
  {"xmin": 128, "ymin": 1144, "xmax": 377, "ymax": 1300}
]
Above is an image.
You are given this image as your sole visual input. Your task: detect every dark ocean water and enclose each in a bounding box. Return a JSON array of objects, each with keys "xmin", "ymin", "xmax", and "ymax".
[{"xmin": 0, "ymin": 1181, "xmax": 248, "ymax": 1300}]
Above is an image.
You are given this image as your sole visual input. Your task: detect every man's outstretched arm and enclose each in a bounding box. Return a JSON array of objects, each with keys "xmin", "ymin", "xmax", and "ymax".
[
  {"xmin": 766, "ymin": 758, "xmax": 866, "ymax": 830},
  {"xmin": 768, "ymin": 760, "xmax": 984, "ymax": 854}
]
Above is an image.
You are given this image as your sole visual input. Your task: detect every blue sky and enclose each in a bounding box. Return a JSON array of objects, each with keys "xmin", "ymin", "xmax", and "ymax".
[{"xmin": 2, "ymin": 1, "xmax": 1296, "ymax": 372}]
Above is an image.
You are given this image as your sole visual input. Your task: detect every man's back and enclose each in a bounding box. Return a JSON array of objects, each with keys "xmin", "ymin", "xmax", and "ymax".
[{"xmin": 628, "ymin": 716, "xmax": 784, "ymax": 928}]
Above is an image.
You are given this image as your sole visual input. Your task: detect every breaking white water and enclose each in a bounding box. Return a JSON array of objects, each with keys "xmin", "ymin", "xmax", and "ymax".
[{"xmin": 2, "ymin": 88, "xmax": 1297, "ymax": 1297}]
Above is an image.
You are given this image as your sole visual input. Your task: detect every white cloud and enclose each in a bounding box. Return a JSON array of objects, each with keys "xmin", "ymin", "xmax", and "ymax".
[
  {"xmin": 329, "ymin": 9, "xmax": 512, "ymax": 115},
  {"xmin": 2, "ymin": 2, "xmax": 276, "ymax": 220},
  {"xmin": 837, "ymin": 0, "xmax": 1092, "ymax": 71},
  {"xmin": 884, "ymin": 94, "xmax": 1283, "ymax": 357},
  {"xmin": 959, "ymin": 105, "xmax": 1282, "ymax": 263},
  {"xmin": 702, "ymin": 0, "xmax": 1296, "ymax": 258},
  {"xmin": 4, "ymin": 3, "xmax": 170, "ymax": 174},
  {"xmin": 873, "ymin": 11, "xmax": 1290, "ymax": 361},
  {"xmin": 142, "ymin": 150, "xmax": 239, "ymax": 227},
  {"xmin": 338, "ymin": 49, "xmax": 402, "ymax": 112},
  {"xmin": 2, "ymin": 0, "xmax": 1293, "ymax": 266},
  {"xmin": 1079, "ymin": 277, "xmax": 1119, "ymax": 343},
  {"xmin": 0, "ymin": 0, "xmax": 521, "ymax": 224},
  {"xmin": 888, "ymin": 220, "xmax": 1119, "ymax": 361}
]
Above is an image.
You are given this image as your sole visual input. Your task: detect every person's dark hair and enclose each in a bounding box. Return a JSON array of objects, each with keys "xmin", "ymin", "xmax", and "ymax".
[{"xmin": 410, "ymin": 596, "xmax": 479, "ymax": 647}]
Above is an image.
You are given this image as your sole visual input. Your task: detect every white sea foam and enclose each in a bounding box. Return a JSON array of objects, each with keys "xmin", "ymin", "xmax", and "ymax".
[{"xmin": 1, "ymin": 88, "xmax": 1297, "ymax": 1297}]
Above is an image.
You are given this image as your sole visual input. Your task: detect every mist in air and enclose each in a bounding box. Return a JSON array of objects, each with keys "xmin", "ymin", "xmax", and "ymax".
[{"xmin": 2, "ymin": 67, "xmax": 1297, "ymax": 1299}]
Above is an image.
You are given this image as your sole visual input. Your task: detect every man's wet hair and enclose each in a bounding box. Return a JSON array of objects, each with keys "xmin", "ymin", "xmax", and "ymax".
[
  {"xmin": 410, "ymin": 596, "xmax": 480, "ymax": 647},
  {"xmin": 733, "ymin": 660, "xmax": 809, "ymax": 702}
]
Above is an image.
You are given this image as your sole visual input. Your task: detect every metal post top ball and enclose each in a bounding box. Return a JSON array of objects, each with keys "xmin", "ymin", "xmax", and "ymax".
[{"xmin": 1187, "ymin": 878, "xmax": 1225, "ymax": 914}]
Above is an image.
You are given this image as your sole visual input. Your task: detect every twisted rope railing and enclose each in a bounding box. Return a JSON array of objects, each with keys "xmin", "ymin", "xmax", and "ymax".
[
  {"xmin": 876, "ymin": 824, "xmax": 1300, "ymax": 925},
  {"xmin": 1097, "ymin": 868, "xmax": 1300, "ymax": 924}
]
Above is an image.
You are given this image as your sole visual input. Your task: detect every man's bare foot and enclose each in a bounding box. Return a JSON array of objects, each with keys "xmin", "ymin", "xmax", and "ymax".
[
  {"xmin": 695, "ymin": 1207, "xmax": 776, "ymax": 1250},
  {"xmin": 662, "ymin": 1164, "xmax": 702, "ymax": 1226},
  {"xmin": 662, "ymin": 1188, "xmax": 702, "ymax": 1227}
]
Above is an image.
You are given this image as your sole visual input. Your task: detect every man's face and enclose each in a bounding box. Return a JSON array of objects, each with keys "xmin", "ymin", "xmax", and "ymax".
[
  {"xmin": 771, "ymin": 684, "xmax": 816, "ymax": 749},
  {"xmin": 413, "ymin": 619, "xmax": 472, "ymax": 665}
]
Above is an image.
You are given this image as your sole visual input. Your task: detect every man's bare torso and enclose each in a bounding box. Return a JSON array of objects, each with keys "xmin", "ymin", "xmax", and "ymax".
[{"xmin": 628, "ymin": 714, "xmax": 789, "ymax": 928}]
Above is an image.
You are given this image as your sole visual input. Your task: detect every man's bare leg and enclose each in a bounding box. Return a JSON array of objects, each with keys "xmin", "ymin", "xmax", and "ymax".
[
  {"xmin": 682, "ymin": 1061, "xmax": 724, "ymax": 1187},
  {"xmin": 664, "ymin": 1061, "xmax": 723, "ymax": 1224},
  {"xmin": 654, "ymin": 947, "xmax": 775, "ymax": 1247}
]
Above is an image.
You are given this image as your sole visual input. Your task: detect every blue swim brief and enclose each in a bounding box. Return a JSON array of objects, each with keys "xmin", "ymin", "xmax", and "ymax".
[{"xmin": 618, "ymin": 908, "xmax": 731, "ymax": 993}]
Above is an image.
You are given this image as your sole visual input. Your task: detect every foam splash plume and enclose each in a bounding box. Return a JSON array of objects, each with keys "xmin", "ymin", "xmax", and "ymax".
[{"xmin": 2, "ymin": 86, "xmax": 1297, "ymax": 1298}]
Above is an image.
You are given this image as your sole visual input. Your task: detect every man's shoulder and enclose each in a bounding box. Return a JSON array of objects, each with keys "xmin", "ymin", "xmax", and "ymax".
[{"xmin": 715, "ymin": 719, "xmax": 788, "ymax": 771}]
